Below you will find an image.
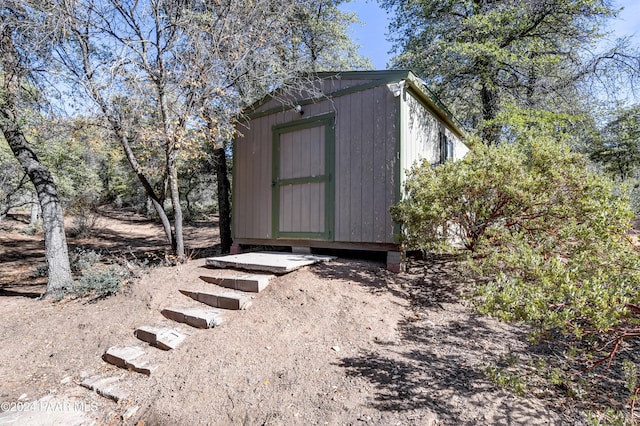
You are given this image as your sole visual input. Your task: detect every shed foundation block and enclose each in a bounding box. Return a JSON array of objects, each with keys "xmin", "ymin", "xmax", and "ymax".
[{"xmin": 386, "ymin": 251, "xmax": 405, "ymax": 273}]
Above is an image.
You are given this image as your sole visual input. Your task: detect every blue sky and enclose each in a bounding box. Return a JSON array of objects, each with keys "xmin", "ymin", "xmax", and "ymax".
[{"xmin": 340, "ymin": 0, "xmax": 640, "ymax": 70}]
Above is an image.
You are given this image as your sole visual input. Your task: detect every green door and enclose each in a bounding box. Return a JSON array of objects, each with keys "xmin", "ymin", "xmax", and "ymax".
[{"xmin": 272, "ymin": 113, "xmax": 334, "ymax": 240}]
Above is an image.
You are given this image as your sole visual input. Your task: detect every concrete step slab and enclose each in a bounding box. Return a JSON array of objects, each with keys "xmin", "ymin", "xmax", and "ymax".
[
  {"xmin": 134, "ymin": 326, "xmax": 187, "ymax": 350},
  {"xmin": 161, "ymin": 306, "xmax": 225, "ymax": 329},
  {"xmin": 179, "ymin": 288, "xmax": 252, "ymax": 310},
  {"xmin": 102, "ymin": 346, "xmax": 144, "ymax": 369},
  {"xmin": 80, "ymin": 374, "xmax": 129, "ymax": 402},
  {"xmin": 102, "ymin": 346, "xmax": 158, "ymax": 376},
  {"xmin": 199, "ymin": 271, "xmax": 274, "ymax": 293},
  {"xmin": 205, "ymin": 251, "xmax": 336, "ymax": 274},
  {"xmin": 126, "ymin": 357, "xmax": 159, "ymax": 376}
]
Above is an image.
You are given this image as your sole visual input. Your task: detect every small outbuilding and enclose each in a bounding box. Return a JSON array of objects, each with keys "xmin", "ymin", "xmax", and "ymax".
[{"xmin": 231, "ymin": 70, "xmax": 467, "ymax": 271}]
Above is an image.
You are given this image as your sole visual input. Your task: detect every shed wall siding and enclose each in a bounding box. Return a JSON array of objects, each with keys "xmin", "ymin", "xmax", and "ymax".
[
  {"xmin": 400, "ymin": 90, "xmax": 441, "ymax": 185},
  {"xmin": 399, "ymin": 90, "xmax": 467, "ymax": 189},
  {"xmin": 334, "ymin": 84, "xmax": 397, "ymax": 243},
  {"xmin": 234, "ymin": 80, "xmax": 398, "ymax": 244}
]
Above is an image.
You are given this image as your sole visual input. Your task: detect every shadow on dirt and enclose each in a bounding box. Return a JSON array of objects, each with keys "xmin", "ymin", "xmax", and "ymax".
[
  {"xmin": 0, "ymin": 285, "xmax": 44, "ymax": 298},
  {"xmin": 310, "ymin": 256, "xmax": 408, "ymax": 304},
  {"xmin": 323, "ymin": 254, "xmax": 583, "ymax": 424}
]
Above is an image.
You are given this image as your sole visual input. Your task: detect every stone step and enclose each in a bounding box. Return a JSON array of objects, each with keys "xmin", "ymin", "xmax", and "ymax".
[
  {"xmin": 134, "ymin": 326, "xmax": 187, "ymax": 350},
  {"xmin": 161, "ymin": 306, "xmax": 225, "ymax": 329},
  {"xmin": 80, "ymin": 374, "xmax": 129, "ymax": 402},
  {"xmin": 205, "ymin": 251, "xmax": 335, "ymax": 274},
  {"xmin": 179, "ymin": 288, "xmax": 252, "ymax": 310},
  {"xmin": 199, "ymin": 271, "xmax": 274, "ymax": 293},
  {"xmin": 126, "ymin": 356, "xmax": 158, "ymax": 376},
  {"xmin": 102, "ymin": 345, "xmax": 158, "ymax": 376}
]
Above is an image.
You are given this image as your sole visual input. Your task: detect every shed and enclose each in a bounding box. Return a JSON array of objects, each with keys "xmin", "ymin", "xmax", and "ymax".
[{"xmin": 231, "ymin": 70, "xmax": 468, "ymax": 271}]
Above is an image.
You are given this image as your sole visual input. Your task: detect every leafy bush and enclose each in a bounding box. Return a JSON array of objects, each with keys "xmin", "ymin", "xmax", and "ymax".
[
  {"xmin": 392, "ymin": 135, "xmax": 640, "ymax": 414},
  {"xmin": 74, "ymin": 265, "xmax": 124, "ymax": 298},
  {"xmin": 18, "ymin": 223, "xmax": 42, "ymax": 236},
  {"xmin": 30, "ymin": 263, "xmax": 48, "ymax": 279},
  {"xmin": 70, "ymin": 248, "xmax": 103, "ymax": 272},
  {"xmin": 393, "ymin": 137, "xmax": 639, "ymax": 334},
  {"xmin": 70, "ymin": 249, "xmax": 127, "ymax": 298}
]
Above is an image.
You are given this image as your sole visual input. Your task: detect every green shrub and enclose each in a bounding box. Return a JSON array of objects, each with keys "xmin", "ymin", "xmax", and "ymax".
[
  {"xmin": 18, "ymin": 223, "xmax": 41, "ymax": 236},
  {"xmin": 70, "ymin": 248, "xmax": 127, "ymax": 298},
  {"xmin": 30, "ymin": 263, "xmax": 48, "ymax": 279},
  {"xmin": 392, "ymin": 136, "xmax": 640, "ymax": 416},
  {"xmin": 70, "ymin": 248, "xmax": 103, "ymax": 272},
  {"xmin": 67, "ymin": 203, "xmax": 101, "ymax": 238},
  {"xmin": 392, "ymin": 137, "xmax": 640, "ymax": 336},
  {"xmin": 74, "ymin": 265, "xmax": 124, "ymax": 298}
]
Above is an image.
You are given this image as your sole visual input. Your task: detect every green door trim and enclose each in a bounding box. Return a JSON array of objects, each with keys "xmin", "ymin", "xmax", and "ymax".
[{"xmin": 272, "ymin": 113, "xmax": 335, "ymax": 240}]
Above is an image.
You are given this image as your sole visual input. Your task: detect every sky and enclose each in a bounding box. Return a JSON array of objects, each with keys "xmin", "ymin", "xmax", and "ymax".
[{"xmin": 340, "ymin": 0, "xmax": 640, "ymax": 70}]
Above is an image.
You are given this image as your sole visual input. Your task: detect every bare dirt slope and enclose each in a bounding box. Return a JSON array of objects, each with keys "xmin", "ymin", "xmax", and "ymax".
[{"xmin": 0, "ymin": 211, "xmax": 596, "ymax": 425}]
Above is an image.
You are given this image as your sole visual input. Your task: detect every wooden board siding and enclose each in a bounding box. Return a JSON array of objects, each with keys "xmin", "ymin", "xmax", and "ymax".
[
  {"xmin": 234, "ymin": 79, "xmax": 399, "ymax": 245},
  {"xmin": 279, "ymin": 182, "xmax": 324, "ymax": 233},
  {"xmin": 400, "ymin": 90, "xmax": 441, "ymax": 187},
  {"xmin": 333, "ymin": 84, "xmax": 397, "ymax": 244},
  {"xmin": 278, "ymin": 126, "xmax": 325, "ymax": 179},
  {"xmin": 234, "ymin": 112, "xmax": 279, "ymax": 240}
]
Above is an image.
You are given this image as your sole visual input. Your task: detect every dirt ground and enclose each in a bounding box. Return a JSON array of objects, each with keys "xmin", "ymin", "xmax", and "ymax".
[{"xmin": 0, "ymin": 209, "xmax": 632, "ymax": 425}]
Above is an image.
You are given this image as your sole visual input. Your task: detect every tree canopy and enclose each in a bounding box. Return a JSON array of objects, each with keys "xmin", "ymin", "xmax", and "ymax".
[
  {"xmin": 381, "ymin": 0, "xmax": 639, "ymax": 143},
  {"xmin": 589, "ymin": 103, "xmax": 640, "ymax": 181}
]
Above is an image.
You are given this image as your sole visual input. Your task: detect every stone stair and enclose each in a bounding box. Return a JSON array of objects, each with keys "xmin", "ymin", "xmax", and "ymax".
[
  {"xmin": 179, "ymin": 288, "xmax": 253, "ymax": 310},
  {"xmin": 199, "ymin": 271, "xmax": 275, "ymax": 292},
  {"xmin": 81, "ymin": 252, "xmax": 334, "ymax": 415},
  {"xmin": 80, "ymin": 374, "xmax": 130, "ymax": 403},
  {"xmin": 134, "ymin": 326, "xmax": 187, "ymax": 350},
  {"xmin": 160, "ymin": 306, "xmax": 226, "ymax": 329},
  {"xmin": 98, "ymin": 266, "xmax": 274, "ymax": 377},
  {"xmin": 102, "ymin": 345, "xmax": 159, "ymax": 376}
]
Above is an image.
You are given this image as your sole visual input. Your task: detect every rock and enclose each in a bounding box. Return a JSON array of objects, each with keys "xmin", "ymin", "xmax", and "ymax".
[
  {"xmin": 80, "ymin": 375, "xmax": 129, "ymax": 402},
  {"xmin": 179, "ymin": 288, "xmax": 252, "ymax": 310},
  {"xmin": 161, "ymin": 307, "xmax": 225, "ymax": 329},
  {"xmin": 102, "ymin": 346, "xmax": 158, "ymax": 376},
  {"xmin": 134, "ymin": 326, "xmax": 187, "ymax": 350}
]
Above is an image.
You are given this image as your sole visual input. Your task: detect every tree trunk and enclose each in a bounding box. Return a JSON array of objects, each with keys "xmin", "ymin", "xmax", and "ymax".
[
  {"xmin": 1, "ymin": 24, "xmax": 72, "ymax": 298},
  {"xmin": 215, "ymin": 145, "xmax": 232, "ymax": 254},
  {"xmin": 0, "ymin": 116, "xmax": 73, "ymax": 297},
  {"xmin": 167, "ymin": 150, "xmax": 185, "ymax": 259},
  {"xmin": 480, "ymin": 82, "xmax": 501, "ymax": 144},
  {"xmin": 110, "ymin": 120, "xmax": 175, "ymax": 248}
]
